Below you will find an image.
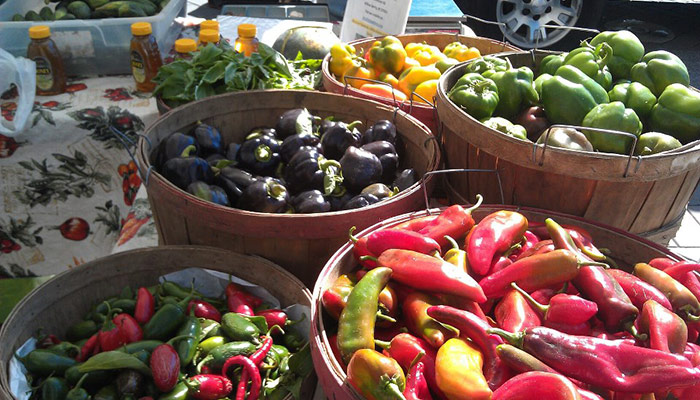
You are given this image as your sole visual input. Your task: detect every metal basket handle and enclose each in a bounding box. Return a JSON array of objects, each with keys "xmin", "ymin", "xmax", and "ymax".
[
  {"xmin": 532, "ymin": 124, "xmax": 642, "ymax": 178},
  {"xmin": 110, "ymin": 126, "xmax": 154, "ymax": 187},
  {"xmin": 421, "ymin": 168, "xmax": 505, "ymax": 214},
  {"xmin": 342, "ymin": 75, "xmax": 403, "ymax": 124}
]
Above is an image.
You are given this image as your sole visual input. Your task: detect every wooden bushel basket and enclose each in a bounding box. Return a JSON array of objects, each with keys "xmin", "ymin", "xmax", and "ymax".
[
  {"xmin": 0, "ymin": 246, "xmax": 315, "ymax": 400},
  {"xmin": 309, "ymin": 205, "xmax": 683, "ymax": 399},
  {"xmin": 137, "ymin": 90, "xmax": 440, "ymax": 288},
  {"xmin": 436, "ymin": 51, "xmax": 700, "ymax": 245},
  {"xmin": 322, "ymin": 33, "xmax": 521, "ymax": 133}
]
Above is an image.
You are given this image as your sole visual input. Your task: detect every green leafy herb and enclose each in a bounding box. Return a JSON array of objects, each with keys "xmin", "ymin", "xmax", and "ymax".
[
  {"xmin": 153, "ymin": 43, "xmax": 322, "ymax": 106},
  {"xmin": 78, "ymin": 351, "xmax": 151, "ymax": 376}
]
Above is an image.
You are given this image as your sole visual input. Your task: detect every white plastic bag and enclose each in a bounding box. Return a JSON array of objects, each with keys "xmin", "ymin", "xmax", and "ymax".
[{"xmin": 0, "ymin": 48, "xmax": 36, "ymax": 136}]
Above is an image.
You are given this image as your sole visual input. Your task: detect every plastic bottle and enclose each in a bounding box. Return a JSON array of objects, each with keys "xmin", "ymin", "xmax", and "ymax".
[
  {"xmin": 130, "ymin": 22, "xmax": 163, "ymax": 92},
  {"xmin": 234, "ymin": 24, "xmax": 259, "ymax": 57},
  {"xmin": 27, "ymin": 25, "xmax": 66, "ymax": 96},
  {"xmin": 174, "ymin": 38, "xmax": 197, "ymax": 60}
]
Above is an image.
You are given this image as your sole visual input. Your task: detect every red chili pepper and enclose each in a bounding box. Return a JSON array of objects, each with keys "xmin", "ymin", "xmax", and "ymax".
[
  {"xmin": 255, "ymin": 309, "xmax": 287, "ymax": 329},
  {"xmin": 530, "ymin": 288, "xmax": 557, "ymax": 305},
  {"xmin": 578, "ymin": 390, "xmax": 605, "ymax": 400},
  {"xmin": 490, "ymin": 256, "xmax": 513, "ymax": 275},
  {"xmin": 373, "ymin": 249, "xmax": 486, "ymax": 303},
  {"xmin": 427, "ymin": 305, "xmax": 511, "ymax": 390},
  {"xmin": 366, "ymin": 228, "xmax": 441, "ymax": 256},
  {"xmin": 516, "ymin": 239, "xmax": 555, "ymax": 261},
  {"xmin": 492, "ymin": 371, "xmax": 582, "ymax": 400},
  {"xmin": 648, "ymin": 257, "xmax": 676, "ymax": 271},
  {"xmin": 663, "ymin": 262, "xmax": 700, "ymax": 281},
  {"xmin": 684, "ymin": 342, "xmax": 700, "ymax": 366},
  {"xmin": 573, "ymin": 265, "xmax": 642, "ymax": 338},
  {"xmin": 222, "ymin": 355, "xmax": 261, "ymax": 400},
  {"xmin": 227, "ymin": 293, "xmax": 254, "ymax": 316},
  {"xmin": 511, "ymin": 283, "xmax": 598, "ymax": 326},
  {"xmin": 380, "ymin": 333, "xmax": 443, "ymax": 399},
  {"xmin": 185, "ymin": 375, "xmax": 233, "ymax": 400},
  {"xmin": 508, "ymin": 231, "xmax": 540, "ymax": 261},
  {"xmin": 151, "ymin": 343, "xmax": 180, "ymax": 392},
  {"xmin": 634, "ymin": 262, "xmax": 700, "ymax": 318},
  {"xmin": 37, "ymin": 334, "xmax": 61, "ymax": 349},
  {"xmin": 465, "ymin": 210, "xmax": 528, "ymax": 276},
  {"xmin": 479, "ymin": 249, "xmax": 599, "ymax": 299},
  {"xmin": 349, "ymin": 227, "xmax": 377, "ymax": 269},
  {"xmin": 403, "ymin": 354, "xmax": 433, "ymax": 400},
  {"xmin": 225, "ymin": 283, "xmax": 263, "ymax": 307},
  {"xmin": 403, "ymin": 292, "xmax": 457, "ymax": 348},
  {"xmin": 545, "ymin": 218, "xmax": 585, "ymax": 257},
  {"xmin": 76, "ymin": 333, "xmax": 99, "ymax": 362},
  {"xmin": 225, "ymin": 336, "xmax": 272, "ymax": 400},
  {"xmin": 494, "ymin": 289, "xmax": 541, "ymax": 333},
  {"xmin": 439, "ymin": 295, "xmax": 489, "ymax": 322},
  {"xmin": 543, "ymin": 320, "xmax": 592, "ymax": 336},
  {"xmin": 637, "ymin": 299, "xmax": 688, "ymax": 355},
  {"xmin": 491, "ymin": 326, "xmax": 700, "ymax": 393},
  {"xmin": 418, "ymin": 197, "xmax": 483, "ymax": 249},
  {"xmin": 321, "ymin": 274, "xmax": 357, "ymax": 320},
  {"xmin": 393, "ymin": 215, "xmax": 438, "ymax": 232},
  {"xmin": 113, "ymin": 313, "xmax": 143, "ymax": 343},
  {"xmin": 187, "ymin": 300, "xmax": 222, "ymax": 322},
  {"xmin": 99, "ymin": 310, "xmax": 126, "ymax": 352},
  {"xmin": 678, "ymin": 272, "xmax": 700, "ymax": 310},
  {"xmin": 606, "ymin": 269, "xmax": 673, "ymax": 311},
  {"xmin": 495, "ymin": 344, "xmax": 557, "ymax": 374},
  {"xmin": 327, "ymin": 333, "xmax": 346, "ymax": 369},
  {"xmin": 134, "ymin": 287, "xmax": 155, "ymax": 324}
]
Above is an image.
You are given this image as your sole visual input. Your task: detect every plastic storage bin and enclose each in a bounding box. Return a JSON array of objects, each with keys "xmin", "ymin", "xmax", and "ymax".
[
  {"xmin": 0, "ymin": 0, "xmax": 186, "ymax": 76},
  {"xmin": 221, "ymin": 4, "xmax": 330, "ymax": 22}
]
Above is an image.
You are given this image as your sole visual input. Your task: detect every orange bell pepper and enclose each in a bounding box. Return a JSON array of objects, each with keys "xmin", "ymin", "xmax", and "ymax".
[
  {"xmin": 359, "ymin": 83, "xmax": 408, "ymax": 102},
  {"xmin": 436, "ymin": 338, "xmax": 492, "ymax": 400},
  {"xmin": 412, "ymin": 79, "xmax": 439, "ymax": 104}
]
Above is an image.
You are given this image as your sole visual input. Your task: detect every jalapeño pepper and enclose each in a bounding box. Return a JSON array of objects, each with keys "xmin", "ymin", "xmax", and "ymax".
[
  {"xmin": 221, "ymin": 312, "xmax": 261, "ymax": 343},
  {"xmin": 196, "ymin": 341, "xmax": 257, "ymax": 373},
  {"xmin": 143, "ymin": 294, "xmax": 191, "ymax": 341},
  {"xmin": 19, "ymin": 349, "xmax": 77, "ymax": 377},
  {"xmin": 176, "ymin": 310, "xmax": 202, "ymax": 365}
]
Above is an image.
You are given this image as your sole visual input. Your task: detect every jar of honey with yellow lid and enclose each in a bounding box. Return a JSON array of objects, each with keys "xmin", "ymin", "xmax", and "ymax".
[
  {"xmin": 27, "ymin": 25, "xmax": 66, "ymax": 96},
  {"xmin": 130, "ymin": 22, "xmax": 163, "ymax": 92}
]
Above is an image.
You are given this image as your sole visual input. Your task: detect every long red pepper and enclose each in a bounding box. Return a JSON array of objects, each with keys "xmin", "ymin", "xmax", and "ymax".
[
  {"xmin": 393, "ymin": 215, "xmax": 438, "ymax": 232},
  {"xmin": 418, "ymin": 196, "xmax": 483, "ymax": 249},
  {"xmin": 439, "ymin": 295, "xmax": 489, "ymax": 322},
  {"xmin": 380, "ymin": 333, "xmax": 444, "ymax": 399},
  {"xmin": 573, "ymin": 265, "xmax": 642, "ymax": 338},
  {"xmin": 225, "ymin": 283, "xmax": 263, "ymax": 307},
  {"xmin": 545, "ymin": 218, "xmax": 588, "ymax": 259},
  {"xmin": 372, "ymin": 249, "xmax": 486, "ymax": 303},
  {"xmin": 76, "ymin": 333, "xmax": 99, "ymax": 362},
  {"xmin": 227, "ymin": 293, "xmax": 254, "ymax": 316},
  {"xmin": 492, "ymin": 371, "xmax": 582, "ymax": 400},
  {"xmin": 634, "ymin": 263, "xmax": 700, "ymax": 317},
  {"xmin": 511, "ymin": 283, "xmax": 598, "ymax": 326},
  {"xmin": 223, "ymin": 355, "xmax": 261, "ymax": 400},
  {"xmin": 494, "ymin": 289, "xmax": 541, "ymax": 332},
  {"xmin": 664, "ymin": 262, "xmax": 700, "ymax": 281},
  {"xmin": 187, "ymin": 300, "xmax": 222, "ymax": 322},
  {"xmin": 403, "ymin": 292, "xmax": 457, "ymax": 348},
  {"xmin": 366, "ymin": 228, "xmax": 441, "ymax": 256},
  {"xmin": 403, "ymin": 353, "xmax": 433, "ymax": 400},
  {"xmin": 224, "ymin": 336, "xmax": 272, "ymax": 400},
  {"xmin": 349, "ymin": 227, "xmax": 377, "ymax": 269},
  {"xmin": 508, "ymin": 231, "xmax": 540, "ymax": 261},
  {"xmin": 490, "ymin": 326, "xmax": 700, "ymax": 393},
  {"xmin": 648, "ymin": 257, "xmax": 676, "ymax": 271},
  {"xmin": 479, "ymin": 249, "xmax": 604, "ymax": 299},
  {"xmin": 495, "ymin": 344, "xmax": 556, "ymax": 374},
  {"xmin": 605, "ymin": 269, "xmax": 673, "ymax": 311},
  {"xmin": 637, "ymin": 299, "xmax": 688, "ymax": 355},
  {"xmin": 134, "ymin": 287, "xmax": 155, "ymax": 324},
  {"xmin": 427, "ymin": 305, "xmax": 511, "ymax": 390},
  {"xmin": 466, "ymin": 210, "xmax": 528, "ymax": 276},
  {"xmin": 516, "ymin": 239, "xmax": 555, "ymax": 261}
]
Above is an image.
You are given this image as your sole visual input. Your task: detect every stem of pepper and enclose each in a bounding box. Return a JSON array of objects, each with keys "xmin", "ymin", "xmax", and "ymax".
[
  {"xmin": 408, "ymin": 351, "xmax": 425, "ymax": 371},
  {"xmin": 444, "ymin": 235, "xmax": 459, "ymax": 251},
  {"xmin": 510, "ymin": 282, "xmax": 548, "ymax": 315},
  {"xmin": 376, "ymin": 313, "xmax": 397, "ymax": 323},
  {"xmin": 348, "ymin": 226, "xmax": 359, "ymax": 243},
  {"xmin": 360, "ymin": 255, "xmax": 379, "ymax": 263},
  {"xmin": 374, "ymin": 339, "xmax": 391, "ymax": 349},
  {"xmin": 488, "ymin": 328, "xmax": 525, "ymax": 349},
  {"xmin": 380, "ymin": 374, "xmax": 408, "ymax": 400},
  {"xmin": 623, "ymin": 321, "xmax": 648, "ymax": 341},
  {"xmin": 465, "ymin": 194, "xmax": 484, "ymax": 214},
  {"xmin": 180, "ymin": 145, "xmax": 197, "ymax": 158}
]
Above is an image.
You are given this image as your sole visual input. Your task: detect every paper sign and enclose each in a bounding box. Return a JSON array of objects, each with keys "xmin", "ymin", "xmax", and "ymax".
[{"xmin": 340, "ymin": 0, "xmax": 413, "ymax": 42}]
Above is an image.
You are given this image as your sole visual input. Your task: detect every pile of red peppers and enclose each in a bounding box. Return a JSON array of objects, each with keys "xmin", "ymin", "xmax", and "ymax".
[{"xmin": 323, "ymin": 199, "xmax": 700, "ymax": 400}]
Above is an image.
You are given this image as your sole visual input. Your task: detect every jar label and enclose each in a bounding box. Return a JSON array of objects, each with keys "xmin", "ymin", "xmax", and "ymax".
[
  {"xmin": 131, "ymin": 51, "xmax": 146, "ymax": 83},
  {"xmin": 34, "ymin": 57, "xmax": 53, "ymax": 91}
]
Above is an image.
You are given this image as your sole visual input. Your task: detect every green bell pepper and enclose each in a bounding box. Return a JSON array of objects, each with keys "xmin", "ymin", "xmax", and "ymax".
[
  {"xmin": 483, "ymin": 66, "xmax": 539, "ymax": 119},
  {"xmin": 448, "ymin": 73, "xmax": 500, "ymax": 120},
  {"xmin": 539, "ymin": 52, "xmax": 567, "ymax": 76},
  {"xmin": 608, "ymin": 82, "xmax": 657, "ymax": 119},
  {"xmin": 436, "ymin": 57, "xmax": 459, "ymax": 74},
  {"xmin": 649, "ymin": 83, "xmax": 700, "ymax": 143},
  {"xmin": 589, "ymin": 30, "xmax": 645, "ymax": 79},
  {"xmin": 368, "ymin": 36, "xmax": 407, "ymax": 76},
  {"xmin": 630, "ymin": 50, "xmax": 690, "ymax": 96},
  {"xmin": 634, "ymin": 132, "xmax": 682, "ymax": 156},
  {"xmin": 540, "ymin": 65, "xmax": 608, "ymax": 125},
  {"xmin": 464, "ymin": 55, "xmax": 511, "ymax": 75},
  {"xmin": 562, "ymin": 43, "xmax": 613, "ymax": 89},
  {"xmin": 534, "ymin": 73, "xmax": 551, "ymax": 98},
  {"xmin": 480, "ymin": 117, "xmax": 529, "ymax": 141},
  {"xmin": 536, "ymin": 127, "xmax": 594, "ymax": 152},
  {"xmin": 582, "ymin": 101, "xmax": 643, "ymax": 154}
]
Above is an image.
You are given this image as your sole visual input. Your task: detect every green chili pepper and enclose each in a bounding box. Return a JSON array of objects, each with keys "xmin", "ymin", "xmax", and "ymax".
[
  {"xmin": 199, "ymin": 318, "xmax": 222, "ymax": 338},
  {"xmin": 119, "ymin": 286, "xmax": 134, "ymax": 300},
  {"xmin": 196, "ymin": 341, "xmax": 257, "ymax": 373},
  {"xmin": 65, "ymin": 375, "xmax": 89, "ymax": 400},
  {"xmin": 221, "ymin": 312, "xmax": 261, "ymax": 343},
  {"xmin": 19, "ymin": 349, "xmax": 77, "ymax": 377},
  {"xmin": 40, "ymin": 377, "xmax": 69, "ymax": 400},
  {"xmin": 65, "ymin": 363, "xmax": 113, "ymax": 387},
  {"xmin": 93, "ymin": 385, "xmax": 118, "ymax": 400},
  {"xmin": 65, "ymin": 320, "xmax": 98, "ymax": 342},
  {"xmin": 197, "ymin": 336, "xmax": 226, "ymax": 355},
  {"xmin": 337, "ymin": 267, "xmax": 393, "ymax": 364},
  {"xmin": 282, "ymin": 330, "xmax": 306, "ymax": 352},
  {"xmin": 46, "ymin": 342, "xmax": 81, "ymax": 358},
  {"xmin": 158, "ymin": 381, "xmax": 189, "ymax": 400},
  {"xmin": 161, "ymin": 280, "xmax": 202, "ymax": 300},
  {"xmin": 116, "ymin": 340, "xmax": 163, "ymax": 354},
  {"xmin": 143, "ymin": 295, "xmax": 191, "ymax": 340},
  {"xmin": 176, "ymin": 311, "xmax": 202, "ymax": 365},
  {"xmin": 131, "ymin": 349, "xmax": 150, "ymax": 364},
  {"xmin": 110, "ymin": 298, "xmax": 136, "ymax": 315}
]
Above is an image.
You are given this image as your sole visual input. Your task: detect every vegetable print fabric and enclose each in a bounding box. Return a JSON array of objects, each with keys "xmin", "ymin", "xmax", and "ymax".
[{"xmin": 0, "ymin": 76, "xmax": 158, "ymax": 278}]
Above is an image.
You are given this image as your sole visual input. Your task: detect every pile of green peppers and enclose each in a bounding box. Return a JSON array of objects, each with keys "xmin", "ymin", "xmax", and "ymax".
[
  {"xmin": 15, "ymin": 279, "xmax": 312, "ymax": 400},
  {"xmin": 449, "ymin": 29, "xmax": 698, "ymax": 155}
]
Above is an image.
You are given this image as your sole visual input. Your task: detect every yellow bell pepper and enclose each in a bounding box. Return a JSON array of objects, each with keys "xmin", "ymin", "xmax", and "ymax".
[
  {"xmin": 345, "ymin": 64, "xmax": 376, "ymax": 89},
  {"xmin": 405, "ymin": 42, "xmax": 446, "ymax": 66},
  {"xmin": 436, "ymin": 338, "xmax": 492, "ymax": 400},
  {"xmin": 329, "ymin": 43, "xmax": 358, "ymax": 79},
  {"xmin": 402, "ymin": 57, "xmax": 421, "ymax": 73},
  {"xmin": 443, "ymin": 42, "xmax": 482, "ymax": 62},
  {"xmin": 378, "ymin": 72, "xmax": 399, "ymax": 88},
  {"xmin": 397, "ymin": 65, "xmax": 441, "ymax": 97},
  {"xmin": 413, "ymin": 79, "xmax": 439, "ymax": 104}
]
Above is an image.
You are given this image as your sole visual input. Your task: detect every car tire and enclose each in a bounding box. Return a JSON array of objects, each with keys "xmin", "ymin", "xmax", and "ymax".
[{"xmin": 455, "ymin": 0, "xmax": 605, "ymax": 49}]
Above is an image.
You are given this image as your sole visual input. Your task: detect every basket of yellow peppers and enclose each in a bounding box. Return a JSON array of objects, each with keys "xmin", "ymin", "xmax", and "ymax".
[{"xmin": 322, "ymin": 32, "xmax": 520, "ymax": 132}]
